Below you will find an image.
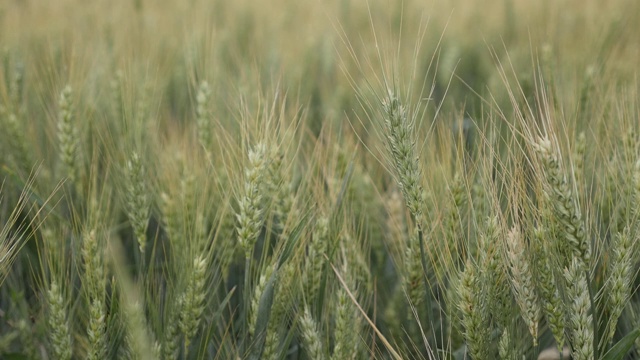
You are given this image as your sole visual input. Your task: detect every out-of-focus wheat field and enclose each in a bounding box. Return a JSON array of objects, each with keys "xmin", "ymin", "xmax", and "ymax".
[{"xmin": 1, "ymin": 0, "xmax": 640, "ymax": 359}]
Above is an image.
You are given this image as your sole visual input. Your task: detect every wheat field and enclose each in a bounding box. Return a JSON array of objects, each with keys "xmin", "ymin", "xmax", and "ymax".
[{"xmin": 1, "ymin": 0, "xmax": 640, "ymax": 359}]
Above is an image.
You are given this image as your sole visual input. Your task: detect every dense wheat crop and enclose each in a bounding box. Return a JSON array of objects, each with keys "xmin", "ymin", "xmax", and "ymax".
[{"xmin": 1, "ymin": 0, "xmax": 640, "ymax": 359}]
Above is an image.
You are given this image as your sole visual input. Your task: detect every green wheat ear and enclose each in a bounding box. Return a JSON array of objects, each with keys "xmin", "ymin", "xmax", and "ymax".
[
  {"xmin": 404, "ymin": 226, "xmax": 424, "ymax": 309},
  {"xmin": 236, "ymin": 142, "xmax": 269, "ymax": 256},
  {"xmin": 299, "ymin": 307, "xmax": 326, "ymax": 360},
  {"xmin": 196, "ymin": 80, "xmax": 213, "ymax": 153},
  {"xmin": 81, "ymin": 229, "xmax": 108, "ymax": 360},
  {"xmin": 262, "ymin": 261, "xmax": 296, "ymax": 360},
  {"xmin": 250, "ymin": 263, "xmax": 276, "ymax": 336},
  {"xmin": 380, "ymin": 91, "xmax": 425, "ymax": 225},
  {"xmin": 57, "ymin": 85, "xmax": 79, "ymax": 184},
  {"xmin": 504, "ymin": 226, "xmax": 541, "ymax": 346},
  {"xmin": 125, "ymin": 152, "xmax": 150, "ymax": 254},
  {"xmin": 332, "ymin": 272, "xmax": 361, "ymax": 360},
  {"xmin": 604, "ymin": 227, "xmax": 635, "ymax": 345},
  {"xmin": 47, "ymin": 280, "xmax": 72, "ymax": 360},
  {"xmin": 304, "ymin": 216, "xmax": 329, "ymax": 303},
  {"xmin": 564, "ymin": 258, "xmax": 594, "ymax": 360},
  {"xmin": 532, "ymin": 227, "xmax": 566, "ymax": 353},
  {"xmin": 86, "ymin": 297, "xmax": 107, "ymax": 360},
  {"xmin": 458, "ymin": 258, "xmax": 490, "ymax": 360},
  {"xmin": 179, "ymin": 254, "xmax": 208, "ymax": 349},
  {"xmin": 533, "ymin": 136, "xmax": 590, "ymax": 267}
]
